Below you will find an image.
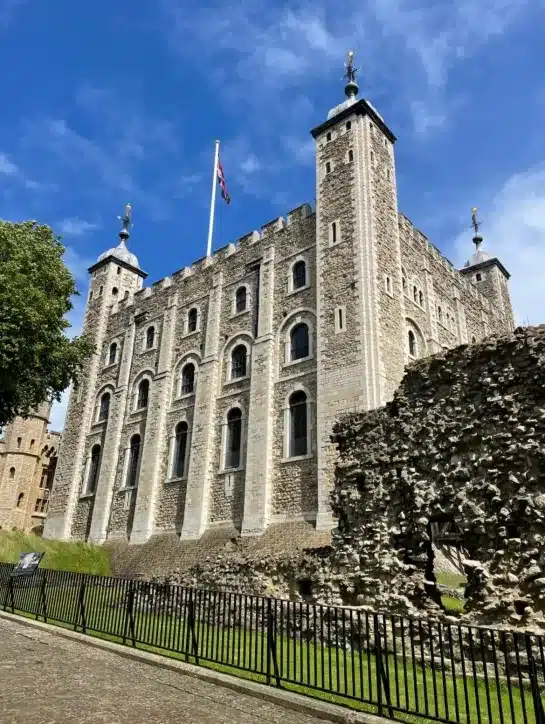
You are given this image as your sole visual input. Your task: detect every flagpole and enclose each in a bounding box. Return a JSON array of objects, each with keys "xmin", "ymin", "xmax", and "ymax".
[{"xmin": 206, "ymin": 140, "xmax": 220, "ymax": 258}]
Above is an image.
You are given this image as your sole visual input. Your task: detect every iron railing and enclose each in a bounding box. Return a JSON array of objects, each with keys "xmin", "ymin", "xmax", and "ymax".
[{"xmin": 1, "ymin": 562, "xmax": 544, "ymax": 723}]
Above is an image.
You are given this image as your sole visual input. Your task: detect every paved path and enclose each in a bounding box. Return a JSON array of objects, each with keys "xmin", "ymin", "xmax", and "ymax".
[{"xmin": 0, "ymin": 617, "xmax": 335, "ymax": 724}]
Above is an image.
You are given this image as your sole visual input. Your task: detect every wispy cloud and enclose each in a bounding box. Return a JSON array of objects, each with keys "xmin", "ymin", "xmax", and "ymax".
[
  {"xmin": 57, "ymin": 217, "xmax": 100, "ymax": 237},
  {"xmin": 162, "ymin": 0, "xmax": 541, "ymax": 137},
  {"xmin": 0, "ymin": 151, "xmax": 18, "ymax": 175}
]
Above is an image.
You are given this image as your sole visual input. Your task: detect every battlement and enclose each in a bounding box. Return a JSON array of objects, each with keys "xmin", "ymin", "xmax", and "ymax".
[
  {"xmin": 398, "ymin": 212, "xmax": 498, "ymax": 313},
  {"xmin": 105, "ymin": 202, "xmax": 316, "ymax": 318}
]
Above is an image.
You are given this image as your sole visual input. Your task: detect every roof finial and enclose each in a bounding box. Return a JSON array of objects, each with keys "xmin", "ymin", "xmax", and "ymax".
[
  {"xmin": 344, "ymin": 50, "xmax": 359, "ymax": 100},
  {"xmin": 471, "ymin": 206, "xmax": 483, "ymax": 249},
  {"xmin": 118, "ymin": 203, "xmax": 132, "ymax": 245}
]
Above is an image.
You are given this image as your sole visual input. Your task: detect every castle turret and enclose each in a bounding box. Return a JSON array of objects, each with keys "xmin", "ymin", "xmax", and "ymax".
[
  {"xmin": 460, "ymin": 208, "xmax": 514, "ymax": 331},
  {"xmin": 311, "ymin": 52, "xmax": 407, "ymax": 529},
  {"xmin": 44, "ymin": 206, "xmax": 147, "ymax": 540}
]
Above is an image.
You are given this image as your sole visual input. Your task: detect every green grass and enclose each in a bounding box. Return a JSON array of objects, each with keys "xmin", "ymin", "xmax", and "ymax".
[
  {"xmin": 436, "ymin": 573, "xmax": 466, "ymax": 590},
  {"xmin": 3, "ymin": 580, "xmax": 541, "ymax": 724},
  {"xmin": 0, "ymin": 531, "xmax": 111, "ymax": 575}
]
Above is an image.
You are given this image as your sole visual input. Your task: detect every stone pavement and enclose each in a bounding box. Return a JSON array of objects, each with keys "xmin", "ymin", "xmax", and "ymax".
[{"xmin": 0, "ymin": 617, "xmax": 347, "ymax": 724}]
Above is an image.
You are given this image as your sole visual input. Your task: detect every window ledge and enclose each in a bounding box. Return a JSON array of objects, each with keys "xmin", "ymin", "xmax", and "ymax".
[
  {"xmin": 174, "ymin": 391, "xmax": 195, "ymax": 401},
  {"xmin": 31, "ymin": 512, "xmax": 47, "ymax": 518},
  {"xmin": 90, "ymin": 419, "xmax": 108, "ymax": 428},
  {"xmin": 79, "ymin": 493, "xmax": 95, "ymax": 501},
  {"xmin": 140, "ymin": 346, "xmax": 158, "ymax": 355},
  {"xmin": 218, "ymin": 467, "xmax": 245, "ymax": 475},
  {"xmin": 164, "ymin": 476, "xmax": 187, "ymax": 485},
  {"xmin": 230, "ymin": 308, "xmax": 250, "ymax": 319},
  {"xmin": 183, "ymin": 329, "xmax": 200, "ymax": 338},
  {"xmin": 103, "ymin": 362, "xmax": 118, "ymax": 371},
  {"xmin": 287, "ymin": 284, "xmax": 310, "ymax": 297},
  {"xmin": 129, "ymin": 408, "xmax": 148, "ymax": 417},
  {"xmin": 225, "ymin": 375, "xmax": 250, "ymax": 386},
  {"xmin": 283, "ymin": 356, "xmax": 313, "ymax": 369},
  {"xmin": 118, "ymin": 486, "xmax": 138, "ymax": 493},
  {"xmin": 280, "ymin": 454, "xmax": 313, "ymax": 464}
]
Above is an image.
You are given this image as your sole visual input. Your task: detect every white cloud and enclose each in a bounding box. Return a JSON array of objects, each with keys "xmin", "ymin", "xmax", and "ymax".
[
  {"xmin": 57, "ymin": 217, "xmax": 100, "ymax": 237},
  {"xmin": 0, "ymin": 151, "xmax": 18, "ymax": 175},
  {"xmin": 163, "ymin": 0, "xmax": 541, "ymax": 137},
  {"xmin": 453, "ymin": 164, "xmax": 545, "ymax": 325}
]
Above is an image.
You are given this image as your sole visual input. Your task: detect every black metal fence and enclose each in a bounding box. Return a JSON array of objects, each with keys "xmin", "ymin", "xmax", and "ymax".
[{"xmin": 1, "ymin": 562, "xmax": 544, "ymax": 724}]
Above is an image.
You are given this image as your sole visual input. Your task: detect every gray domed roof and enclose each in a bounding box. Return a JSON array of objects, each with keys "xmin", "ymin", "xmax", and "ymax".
[
  {"xmin": 97, "ymin": 238, "xmax": 140, "ymax": 269},
  {"xmin": 464, "ymin": 248, "xmax": 492, "ymax": 268}
]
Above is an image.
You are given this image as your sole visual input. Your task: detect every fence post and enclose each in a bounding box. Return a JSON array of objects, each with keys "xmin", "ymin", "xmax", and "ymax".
[
  {"xmin": 78, "ymin": 577, "xmax": 87, "ymax": 634},
  {"xmin": 525, "ymin": 634, "xmax": 545, "ymax": 724},
  {"xmin": 266, "ymin": 598, "xmax": 281, "ymax": 688},
  {"xmin": 373, "ymin": 614, "xmax": 393, "ymax": 719},
  {"xmin": 123, "ymin": 580, "xmax": 136, "ymax": 647},
  {"xmin": 186, "ymin": 589, "xmax": 199, "ymax": 665}
]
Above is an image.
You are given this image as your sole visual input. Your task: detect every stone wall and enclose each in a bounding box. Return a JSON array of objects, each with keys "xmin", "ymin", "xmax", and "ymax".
[
  {"xmin": 329, "ymin": 325, "xmax": 545, "ymax": 629},
  {"xmin": 147, "ymin": 326, "xmax": 545, "ymax": 635},
  {"xmin": 0, "ymin": 402, "xmax": 60, "ymax": 532}
]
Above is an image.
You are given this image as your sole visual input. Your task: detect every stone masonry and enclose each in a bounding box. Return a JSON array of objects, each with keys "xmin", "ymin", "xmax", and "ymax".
[
  {"xmin": 0, "ymin": 402, "xmax": 60, "ymax": 533},
  {"xmin": 44, "ymin": 65, "xmax": 515, "ymax": 547}
]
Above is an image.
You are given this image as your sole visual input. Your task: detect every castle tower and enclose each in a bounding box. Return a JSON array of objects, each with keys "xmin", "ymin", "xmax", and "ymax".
[
  {"xmin": 0, "ymin": 402, "xmax": 51, "ymax": 529},
  {"xmin": 311, "ymin": 52, "xmax": 407, "ymax": 529},
  {"xmin": 44, "ymin": 206, "xmax": 147, "ymax": 540},
  {"xmin": 460, "ymin": 208, "xmax": 515, "ymax": 330}
]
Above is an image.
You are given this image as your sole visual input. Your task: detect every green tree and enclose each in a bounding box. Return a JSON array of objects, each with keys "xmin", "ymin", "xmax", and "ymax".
[{"xmin": 0, "ymin": 220, "xmax": 93, "ymax": 427}]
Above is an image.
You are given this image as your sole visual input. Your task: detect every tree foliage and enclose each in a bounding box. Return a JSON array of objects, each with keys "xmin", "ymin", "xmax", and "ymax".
[{"xmin": 0, "ymin": 220, "xmax": 93, "ymax": 427}]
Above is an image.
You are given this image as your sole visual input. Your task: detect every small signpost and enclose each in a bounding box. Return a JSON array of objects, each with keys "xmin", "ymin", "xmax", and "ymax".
[
  {"xmin": 11, "ymin": 551, "xmax": 44, "ymax": 577},
  {"xmin": 2, "ymin": 552, "xmax": 44, "ymax": 614}
]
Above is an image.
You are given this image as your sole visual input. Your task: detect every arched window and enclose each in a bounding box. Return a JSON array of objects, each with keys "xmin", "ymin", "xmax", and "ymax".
[
  {"xmin": 112, "ymin": 287, "xmax": 118, "ymax": 296},
  {"xmin": 413, "ymin": 286, "xmax": 418, "ymax": 302},
  {"xmin": 181, "ymin": 363, "xmax": 195, "ymax": 395},
  {"xmin": 290, "ymin": 323, "xmax": 309, "ymax": 361},
  {"xmin": 98, "ymin": 392, "xmax": 110, "ymax": 422},
  {"xmin": 137, "ymin": 379, "xmax": 149, "ymax": 409},
  {"xmin": 9, "ymin": 467, "xmax": 15, "ymax": 479},
  {"xmin": 292, "ymin": 260, "xmax": 306, "ymax": 290},
  {"xmin": 235, "ymin": 287, "xmax": 247, "ymax": 314},
  {"xmin": 86, "ymin": 445, "xmax": 101, "ymax": 494},
  {"xmin": 419, "ymin": 290, "xmax": 424, "ymax": 307},
  {"xmin": 471, "ymin": 336, "xmax": 477, "ymax": 343},
  {"xmin": 173, "ymin": 422, "xmax": 189, "ymax": 478},
  {"xmin": 289, "ymin": 391, "xmax": 308, "ymax": 457},
  {"xmin": 146, "ymin": 326, "xmax": 155, "ymax": 349},
  {"xmin": 16, "ymin": 493, "xmax": 24, "ymax": 508},
  {"xmin": 437, "ymin": 306, "xmax": 443, "ymax": 323},
  {"xmin": 231, "ymin": 345, "xmax": 247, "ymax": 379},
  {"xmin": 108, "ymin": 342, "xmax": 117, "ymax": 365},
  {"xmin": 408, "ymin": 330, "xmax": 417, "ymax": 357},
  {"xmin": 187, "ymin": 308, "xmax": 198, "ymax": 333},
  {"xmin": 225, "ymin": 408, "xmax": 242, "ymax": 470},
  {"xmin": 126, "ymin": 435, "xmax": 141, "ymax": 488}
]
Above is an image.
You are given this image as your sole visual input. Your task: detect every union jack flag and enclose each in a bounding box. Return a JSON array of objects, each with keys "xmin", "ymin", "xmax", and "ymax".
[{"xmin": 217, "ymin": 157, "xmax": 231, "ymax": 205}]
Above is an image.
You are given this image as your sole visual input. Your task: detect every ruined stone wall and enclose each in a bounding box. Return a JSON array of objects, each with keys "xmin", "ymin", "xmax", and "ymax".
[{"xmin": 329, "ymin": 325, "xmax": 545, "ymax": 629}]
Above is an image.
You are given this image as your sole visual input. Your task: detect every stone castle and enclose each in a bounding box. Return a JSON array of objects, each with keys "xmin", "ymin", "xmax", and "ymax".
[
  {"xmin": 0, "ymin": 402, "xmax": 60, "ymax": 534},
  {"xmin": 44, "ymin": 57, "xmax": 515, "ymax": 546}
]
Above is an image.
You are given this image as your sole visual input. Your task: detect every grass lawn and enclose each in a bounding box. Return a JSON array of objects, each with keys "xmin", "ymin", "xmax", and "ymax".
[
  {"xmin": 2, "ymin": 577, "xmax": 540, "ymax": 724},
  {"xmin": 0, "ymin": 531, "xmax": 111, "ymax": 575}
]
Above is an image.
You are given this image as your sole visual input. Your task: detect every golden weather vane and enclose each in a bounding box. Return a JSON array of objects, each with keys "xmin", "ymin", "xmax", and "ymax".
[{"xmin": 471, "ymin": 207, "xmax": 481, "ymax": 236}]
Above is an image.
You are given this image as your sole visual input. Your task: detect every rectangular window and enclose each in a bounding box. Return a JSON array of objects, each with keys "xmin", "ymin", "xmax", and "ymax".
[
  {"xmin": 329, "ymin": 220, "xmax": 340, "ymax": 246},
  {"xmin": 325, "ymin": 161, "xmax": 331, "ymax": 174},
  {"xmin": 348, "ymin": 149, "xmax": 354, "ymax": 162},
  {"xmin": 291, "ymin": 405, "xmax": 308, "ymax": 457},
  {"xmin": 334, "ymin": 306, "xmax": 346, "ymax": 334}
]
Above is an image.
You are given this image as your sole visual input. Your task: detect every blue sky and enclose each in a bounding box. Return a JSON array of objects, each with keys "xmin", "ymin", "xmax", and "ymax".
[{"xmin": 1, "ymin": 0, "xmax": 544, "ymax": 430}]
